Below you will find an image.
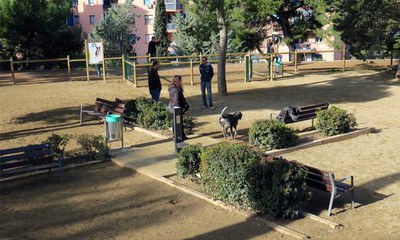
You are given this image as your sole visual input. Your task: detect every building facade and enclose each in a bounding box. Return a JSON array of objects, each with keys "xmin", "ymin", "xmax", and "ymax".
[{"xmin": 67, "ymin": 0, "xmax": 183, "ymax": 57}]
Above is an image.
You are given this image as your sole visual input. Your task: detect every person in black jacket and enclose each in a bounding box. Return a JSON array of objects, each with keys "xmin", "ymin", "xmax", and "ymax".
[
  {"xmin": 147, "ymin": 36, "xmax": 160, "ymax": 58},
  {"xmin": 148, "ymin": 60, "xmax": 161, "ymax": 102},
  {"xmin": 199, "ymin": 56, "xmax": 214, "ymax": 109}
]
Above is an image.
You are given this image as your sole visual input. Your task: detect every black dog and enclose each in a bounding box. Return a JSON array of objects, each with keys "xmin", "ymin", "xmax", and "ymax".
[{"xmin": 219, "ymin": 106, "xmax": 243, "ymax": 139}]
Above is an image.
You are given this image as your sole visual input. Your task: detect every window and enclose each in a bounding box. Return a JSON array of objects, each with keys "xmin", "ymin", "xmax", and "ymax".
[
  {"xmin": 145, "ymin": 34, "xmax": 154, "ymax": 43},
  {"xmin": 74, "ymin": 15, "xmax": 80, "ymax": 24},
  {"xmin": 89, "ymin": 15, "xmax": 95, "ymax": 25},
  {"xmin": 89, "ymin": 0, "xmax": 95, "ymax": 6},
  {"xmin": 316, "ymin": 37, "xmax": 323, "ymax": 43},
  {"xmin": 144, "ymin": 15, "xmax": 153, "ymax": 25}
]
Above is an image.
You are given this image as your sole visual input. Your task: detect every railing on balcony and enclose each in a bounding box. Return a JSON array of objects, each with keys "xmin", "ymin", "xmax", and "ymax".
[
  {"xmin": 165, "ymin": 3, "xmax": 183, "ymax": 11},
  {"xmin": 167, "ymin": 23, "xmax": 177, "ymax": 31}
]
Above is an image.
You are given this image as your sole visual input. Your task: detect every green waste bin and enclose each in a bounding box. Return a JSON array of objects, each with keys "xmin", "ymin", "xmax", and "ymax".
[
  {"xmin": 275, "ymin": 61, "xmax": 283, "ymax": 75},
  {"xmin": 105, "ymin": 114, "xmax": 122, "ymax": 140}
]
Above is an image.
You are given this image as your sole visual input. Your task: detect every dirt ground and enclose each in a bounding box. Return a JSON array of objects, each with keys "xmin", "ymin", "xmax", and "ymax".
[{"xmin": 1, "ymin": 62, "xmax": 400, "ymax": 239}]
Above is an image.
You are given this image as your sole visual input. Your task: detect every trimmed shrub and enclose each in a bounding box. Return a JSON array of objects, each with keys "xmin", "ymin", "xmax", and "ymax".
[
  {"xmin": 77, "ymin": 134, "xmax": 110, "ymax": 161},
  {"xmin": 249, "ymin": 157, "xmax": 311, "ymax": 219},
  {"xmin": 42, "ymin": 133, "xmax": 72, "ymax": 158},
  {"xmin": 124, "ymin": 99, "xmax": 138, "ymax": 125},
  {"xmin": 176, "ymin": 144, "xmax": 203, "ymax": 181},
  {"xmin": 183, "ymin": 115, "xmax": 196, "ymax": 135},
  {"xmin": 200, "ymin": 142, "xmax": 261, "ymax": 207},
  {"xmin": 249, "ymin": 119, "xmax": 298, "ymax": 150},
  {"xmin": 316, "ymin": 106, "xmax": 357, "ymax": 136}
]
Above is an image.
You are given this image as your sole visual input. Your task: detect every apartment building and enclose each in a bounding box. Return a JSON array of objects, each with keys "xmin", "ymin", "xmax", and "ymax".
[{"xmin": 66, "ymin": 0, "xmax": 183, "ymax": 57}]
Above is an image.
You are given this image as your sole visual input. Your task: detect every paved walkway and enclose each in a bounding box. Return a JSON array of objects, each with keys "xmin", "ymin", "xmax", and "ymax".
[{"xmin": 112, "ymin": 133, "xmax": 222, "ymax": 178}]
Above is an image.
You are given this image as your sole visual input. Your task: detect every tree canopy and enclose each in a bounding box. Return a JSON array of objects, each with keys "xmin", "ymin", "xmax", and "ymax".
[
  {"xmin": 331, "ymin": 0, "xmax": 400, "ymax": 59},
  {"xmin": 0, "ymin": 0, "xmax": 82, "ymax": 60},
  {"xmin": 90, "ymin": 3, "xmax": 136, "ymax": 57},
  {"xmin": 154, "ymin": 0, "xmax": 170, "ymax": 57}
]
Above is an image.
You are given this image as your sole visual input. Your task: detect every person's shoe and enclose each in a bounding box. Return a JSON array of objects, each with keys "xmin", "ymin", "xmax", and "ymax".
[
  {"xmin": 210, "ymin": 106, "xmax": 215, "ymax": 110},
  {"xmin": 201, "ymin": 105, "xmax": 207, "ymax": 109}
]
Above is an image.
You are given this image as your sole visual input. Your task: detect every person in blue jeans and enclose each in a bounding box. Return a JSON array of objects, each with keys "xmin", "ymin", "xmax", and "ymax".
[
  {"xmin": 199, "ymin": 56, "xmax": 214, "ymax": 109},
  {"xmin": 148, "ymin": 60, "xmax": 161, "ymax": 102}
]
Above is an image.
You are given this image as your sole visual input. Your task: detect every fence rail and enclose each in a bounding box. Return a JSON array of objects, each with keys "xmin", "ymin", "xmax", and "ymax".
[{"xmin": 1, "ymin": 48, "xmax": 395, "ymax": 86}]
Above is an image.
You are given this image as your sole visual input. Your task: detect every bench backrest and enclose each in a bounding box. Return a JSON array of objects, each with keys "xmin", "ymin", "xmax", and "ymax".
[
  {"xmin": 0, "ymin": 143, "xmax": 54, "ymax": 171},
  {"xmin": 282, "ymin": 102, "xmax": 329, "ymax": 123},
  {"xmin": 304, "ymin": 164, "xmax": 335, "ymax": 193},
  {"xmin": 95, "ymin": 98, "xmax": 125, "ymax": 115}
]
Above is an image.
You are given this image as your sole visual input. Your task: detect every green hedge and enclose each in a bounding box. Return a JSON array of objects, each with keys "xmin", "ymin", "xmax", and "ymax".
[
  {"xmin": 316, "ymin": 106, "xmax": 357, "ymax": 136},
  {"xmin": 124, "ymin": 97, "xmax": 196, "ymax": 134},
  {"xmin": 197, "ymin": 142, "xmax": 310, "ymax": 218},
  {"xmin": 200, "ymin": 142, "xmax": 260, "ymax": 207},
  {"xmin": 176, "ymin": 144, "xmax": 203, "ymax": 181},
  {"xmin": 249, "ymin": 157, "xmax": 311, "ymax": 218},
  {"xmin": 249, "ymin": 119, "xmax": 298, "ymax": 150}
]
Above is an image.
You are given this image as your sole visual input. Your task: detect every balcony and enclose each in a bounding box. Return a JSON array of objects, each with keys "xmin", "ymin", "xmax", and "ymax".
[
  {"xmin": 165, "ymin": 3, "xmax": 183, "ymax": 11},
  {"xmin": 167, "ymin": 23, "xmax": 177, "ymax": 31}
]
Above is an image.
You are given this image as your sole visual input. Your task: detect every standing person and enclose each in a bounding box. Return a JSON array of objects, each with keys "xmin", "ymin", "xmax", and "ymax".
[
  {"xmin": 147, "ymin": 36, "xmax": 160, "ymax": 58},
  {"xmin": 266, "ymin": 41, "xmax": 273, "ymax": 77},
  {"xmin": 169, "ymin": 75, "xmax": 189, "ymax": 140},
  {"xmin": 199, "ymin": 56, "xmax": 214, "ymax": 109},
  {"xmin": 148, "ymin": 60, "xmax": 162, "ymax": 102},
  {"xmin": 273, "ymin": 39, "xmax": 280, "ymax": 62}
]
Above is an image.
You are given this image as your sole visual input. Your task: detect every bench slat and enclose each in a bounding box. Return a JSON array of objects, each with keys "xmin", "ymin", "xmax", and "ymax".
[
  {"xmin": 0, "ymin": 163, "xmax": 59, "ymax": 177},
  {"xmin": 0, "ymin": 149, "xmax": 53, "ymax": 163},
  {"xmin": 0, "ymin": 143, "xmax": 51, "ymax": 156}
]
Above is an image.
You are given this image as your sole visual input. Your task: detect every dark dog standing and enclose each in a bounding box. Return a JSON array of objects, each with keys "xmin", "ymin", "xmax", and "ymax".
[{"xmin": 219, "ymin": 107, "xmax": 243, "ymax": 139}]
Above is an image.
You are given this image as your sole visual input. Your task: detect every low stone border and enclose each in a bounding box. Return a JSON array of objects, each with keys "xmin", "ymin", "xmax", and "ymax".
[
  {"xmin": 129, "ymin": 125, "xmax": 170, "ymax": 139},
  {"xmin": 300, "ymin": 211, "xmax": 341, "ymax": 229},
  {"xmin": 266, "ymin": 127, "xmax": 372, "ymax": 157}
]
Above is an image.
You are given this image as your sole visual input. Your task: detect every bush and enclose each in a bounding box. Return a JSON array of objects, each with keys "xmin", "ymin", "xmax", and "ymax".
[
  {"xmin": 183, "ymin": 115, "xmax": 196, "ymax": 135},
  {"xmin": 316, "ymin": 106, "xmax": 357, "ymax": 136},
  {"xmin": 42, "ymin": 133, "xmax": 72, "ymax": 158},
  {"xmin": 249, "ymin": 119, "xmax": 298, "ymax": 150},
  {"xmin": 200, "ymin": 142, "xmax": 261, "ymax": 207},
  {"xmin": 137, "ymin": 101, "xmax": 172, "ymax": 130},
  {"xmin": 249, "ymin": 157, "xmax": 311, "ymax": 219},
  {"xmin": 77, "ymin": 134, "xmax": 110, "ymax": 161},
  {"xmin": 176, "ymin": 144, "xmax": 203, "ymax": 181},
  {"xmin": 124, "ymin": 99, "xmax": 138, "ymax": 125}
]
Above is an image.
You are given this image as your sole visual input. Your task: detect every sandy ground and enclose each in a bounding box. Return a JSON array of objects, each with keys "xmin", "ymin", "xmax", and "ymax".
[{"xmin": 1, "ymin": 62, "xmax": 400, "ymax": 239}]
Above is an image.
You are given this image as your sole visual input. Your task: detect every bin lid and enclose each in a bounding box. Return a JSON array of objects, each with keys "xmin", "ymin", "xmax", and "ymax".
[
  {"xmin": 275, "ymin": 61, "xmax": 283, "ymax": 65},
  {"xmin": 105, "ymin": 114, "xmax": 121, "ymax": 123}
]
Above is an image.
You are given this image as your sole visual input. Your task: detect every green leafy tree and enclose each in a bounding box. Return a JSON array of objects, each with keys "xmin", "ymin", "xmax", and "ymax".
[
  {"xmin": 90, "ymin": 3, "xmax": 136, "ymax": 56},
  {"xmin": 154, "ymin": 0, "xmax": 170, "ymax": 57},
  {"xmin": 0, "ymin": 0, "xmax": 82, "ymax": 61},
  {"xmin": 330, "ymin": 0, "xmax": 400, "ymax": 59}
]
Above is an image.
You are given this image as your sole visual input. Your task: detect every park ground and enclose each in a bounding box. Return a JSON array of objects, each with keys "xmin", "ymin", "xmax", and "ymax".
[{"xmin": 0, "ymin": 61, "xmax": 399, "ymax": 239}]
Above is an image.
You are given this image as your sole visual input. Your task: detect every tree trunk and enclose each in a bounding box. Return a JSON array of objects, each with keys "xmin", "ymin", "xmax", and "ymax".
[
  {"xmin": 216, "ymin": 4, "xmax": 228, "ymax": 95},
  {"xmin": 277, "ymin": 16, "xmax": 296, "ymax": 52}
]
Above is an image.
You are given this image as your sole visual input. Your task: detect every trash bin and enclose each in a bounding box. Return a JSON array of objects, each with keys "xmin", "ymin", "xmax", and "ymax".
[
  {"xmin": 275, "ymin": 61, "xmax": 283, "ymax": 75},
  {"xmin": 105, "ymin": 114, "xmax": 122, "ymax": 140}
]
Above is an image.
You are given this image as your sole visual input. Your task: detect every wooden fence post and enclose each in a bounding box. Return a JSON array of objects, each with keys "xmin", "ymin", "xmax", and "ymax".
[
  {"xmin": 342, "ymin": 47, "xmax": 346, "ymax": 72},
  {"xmin": 270, "ymin": 54, "xmax": 274, "ymax": 81},
  {"xmin": 84, "ymin": 39, "xmax": 90, "ymax": 82},
  {"xmin": 294, "ymin": 50, "xmax": 298, "ymax": 74},
  {"xmin": 10, "ymin": 57, "xmax": 15, "ymax": 85},
  {"xmin": 122, "ymin": 54, "xmax": 126, "ymax": 81},
  {"xmin": 190, "ymin": 58, "xmax": 194, "ymax": 86},
  {"xmin": 133, "ymin": 61, "xmax": 137, "ymax": 87},
  {"xmin": 67, "ymin": 55, "xmax": 71, "ymax": 81}
]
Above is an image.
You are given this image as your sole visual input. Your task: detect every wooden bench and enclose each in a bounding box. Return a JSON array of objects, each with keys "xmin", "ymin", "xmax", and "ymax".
[
  {"xmin": 270, "ymin": 102, "xmax": 329, "ymax": 127},
  {"xmin": 0, "ymin": 143, "xmax": 63, "ymax": 180},
  {"xmin": 304, "ymin": 164, "xmax": 354, "ymax": 216},
  {"xmin": 80, "ymin": 98, "xmax": 125, "ymax": 125}
]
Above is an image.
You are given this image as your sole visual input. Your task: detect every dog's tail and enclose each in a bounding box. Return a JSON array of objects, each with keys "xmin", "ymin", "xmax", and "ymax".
[{"xmin": 220, "ymin": 106, "xmax": 228, "ymax": 117}]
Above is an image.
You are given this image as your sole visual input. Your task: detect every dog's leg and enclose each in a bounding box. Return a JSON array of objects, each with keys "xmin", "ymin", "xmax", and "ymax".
[
  {"xmin": 222, "ymin": 126, "xmax": 227, "ymax": 139},
  {"xmin": 233, "ymin": 126, "xmax": 238, "ymax": 139},
  {"xmin": 230, "ymin": 127, "xmax": 235, "ymax": 139}
]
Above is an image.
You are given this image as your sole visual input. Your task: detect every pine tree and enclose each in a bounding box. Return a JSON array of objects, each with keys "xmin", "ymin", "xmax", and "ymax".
[{"xmin": 154, "ymin": 0, "xmax": 169, "ymax": 57}]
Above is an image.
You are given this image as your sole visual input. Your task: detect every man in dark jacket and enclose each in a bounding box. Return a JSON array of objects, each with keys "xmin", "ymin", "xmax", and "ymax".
[
  {"xmin": 147, "ymin": 36, "xmax": 159, "ymax": 58},
  {"xmin": 199, "ymin": 56, "xmax": 214, "ymax": 109},
  {"xmin": 148, "ymin": 60, "xmax": 161, "ymax": 102}
]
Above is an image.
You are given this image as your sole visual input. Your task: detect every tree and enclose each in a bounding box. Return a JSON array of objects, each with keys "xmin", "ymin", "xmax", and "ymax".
[
  {"xmin": 0, "ymin": 0, "xmax": 82, "ymax": 61},
  {"xmin": 90, "ymin": 3, "xmax": 136, "ymax": 57},
  {"xmin": 330, "ymin": 0, "xmax": 400, "ymax": 59},
  {"xmin": 154, "ymin": 0, "xmax": 170, "ymax": 57}
]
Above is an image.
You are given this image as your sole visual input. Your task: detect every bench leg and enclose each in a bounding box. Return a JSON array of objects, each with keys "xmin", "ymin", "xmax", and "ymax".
[{"xmin": 328, "ymin": 190, "xmax": 335, "ymax": 216}]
